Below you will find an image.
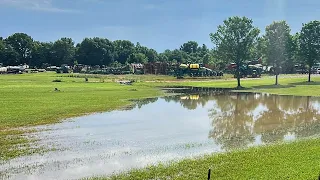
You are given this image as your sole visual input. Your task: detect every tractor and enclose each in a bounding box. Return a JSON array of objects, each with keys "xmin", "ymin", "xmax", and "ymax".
[
  {"xmin": 228, "ymin": 59, "xmax": 263, "ymax": 78},
  {"xmin": 175, "ymin": 63, "xmax": 223, "ymax": 79},
  {"xmin": 56, "ymin": 65, "xmax": 72, "ymax": 73}
]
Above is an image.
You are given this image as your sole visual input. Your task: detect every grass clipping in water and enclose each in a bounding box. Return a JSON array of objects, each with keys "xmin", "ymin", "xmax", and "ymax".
[
  {"xmin": 0, "ymin": 129, "xmax": 49, "ymax": 161},
  {"xmin": 90, "ymin": 138, "xmax": 320, "ymax": 180}
]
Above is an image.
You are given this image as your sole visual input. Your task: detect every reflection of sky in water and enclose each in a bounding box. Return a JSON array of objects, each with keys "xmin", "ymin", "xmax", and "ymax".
[
  {"xmin": 313, "ymin": 101, "xmax": 320, "ymax": 109},
  {"xmin": 252, "ymin": 103, "xmax": 269, "ymax": 122},
  {"xmin": 284, "ymin": 132, "xmax": 296, "ymax": 141},
  {"xmin": 1, "ymin": 92, "xmax": 320, "ymax": 180}
]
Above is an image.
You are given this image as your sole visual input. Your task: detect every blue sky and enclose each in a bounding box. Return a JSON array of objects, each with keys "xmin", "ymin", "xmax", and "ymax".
[{"xmin": 0, "ymin": 0, "xmax": 319, "ymax": 52}]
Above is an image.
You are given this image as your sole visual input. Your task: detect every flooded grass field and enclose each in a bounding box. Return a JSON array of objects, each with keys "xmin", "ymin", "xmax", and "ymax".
[{"xmin": 1, "ymin": 88, "xmax": 320, "ymax": 180}]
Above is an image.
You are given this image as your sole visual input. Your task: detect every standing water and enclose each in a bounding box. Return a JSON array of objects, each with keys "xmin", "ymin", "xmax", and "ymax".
[{"xmin": 1, "ymin": 89, "xmax": 320, "ymax": 180}]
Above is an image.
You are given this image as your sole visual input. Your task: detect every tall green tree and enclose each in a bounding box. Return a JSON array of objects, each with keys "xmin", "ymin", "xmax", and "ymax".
[
  {"xmin": 179, "ymin": 42, "xmax": 210, "ymax": 63},
  {"xmin": 135, "ymin": 42, "xmax": 148, "ymax": 55},
  {"xmin": 198, "ymin": 44, "xmax": 209, "ymax": 58},
  {"xmin": 0, "ymin": 43, "xmax": 19, "ymax": 65},
  {"xmin": 145, "ymin": 48, "xmax": 158, "ymax": 62},
  {"xmin": 265, "ymin": 21, "xmax": 291, "ymax": 85},
  {"xmin": 284, "ymin": 33, "xmax": 300, "ymax": 73},
  {"xmin": 5, "ymin": 33, "xmax": 33, "ymax": 65},
  {"xmin": 250, "ymin": 36, "xmax": 267, "ymax": 63},
  {"xmin": 299, "ymin": 20, "xmax": 320, "ymax": 82},
  {"xmin": 127, "ymin": 53, "xmax": 148, "ymax": 63},
  {"xmin": 76, "ymin": 37, "xmax": 114, "ymax": 66},
  {"xmin": 202, "ymin": 53, "xmax": 211, "ymax": 65},
  {"xmin": 163, "ymin": 49, "xmax": 172, "ymax": 60},
  {"xmin": 51, "ymin": 38, "xmax": 75, "ymax": 66},
  {"xmin": 169, "ymin": 49, "xmax": 184, "ymax": 63},
  {"xmin": 113, "ymin": 40, "xmax": 135, "ymax": 64},
  {"xmin": 31, "ymin": 41, "xmax": 45, "ymax": 67},
  {"xmin": 0, "ymin": 38, "xmax": 5, "ymax": 65},
  {"xmin": 158, "ymin": 53, "xmax": 168, "ymax": 62},
  {"xmin": 290, "ymin": 33, "xmax": 301, "ymax": 66},
  {"xmin": 31, "ymin": 41, "xmax": 54, "ymax": 67},
  {"xmin": 210, "ymin": 16, "xmax": 260, "ymax": 88},
  {"xmin": 210, "ymin": 49, "xmax": 226, "ymax": 70},
  {"xmin": 180, "ymin": 41, "xmax": 199, "ymax": 54}
]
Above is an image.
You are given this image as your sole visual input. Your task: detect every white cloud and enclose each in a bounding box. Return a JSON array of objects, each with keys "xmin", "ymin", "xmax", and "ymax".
[{"xmin": 0, "ymin": 0, "xmax": 80, "ymax": 13}]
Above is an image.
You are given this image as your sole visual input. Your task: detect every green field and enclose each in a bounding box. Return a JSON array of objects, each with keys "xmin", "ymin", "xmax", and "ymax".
[
  {"xmin": 0, "ymin": 73, "xmax": 165, "ymax": 160},
  {"xmin": 2, "ymin": 72, "xmax": 319, "ymax": 129},
  {"xmin": 140, "ymin": 75, "xmax": 320, "ymax": 97},
  {"xmin": 92, "ymin": 138, "xmax": 320, "ymax": 180},
  {"xmin": 1, "ymin": 72, "xmax": 320, "ymax": 179}
]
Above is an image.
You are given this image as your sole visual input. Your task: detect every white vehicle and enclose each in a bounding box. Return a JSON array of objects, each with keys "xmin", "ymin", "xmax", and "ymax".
[{"xmin": 0, "ymin": 67, "xmax": 8, "ymax": 74}]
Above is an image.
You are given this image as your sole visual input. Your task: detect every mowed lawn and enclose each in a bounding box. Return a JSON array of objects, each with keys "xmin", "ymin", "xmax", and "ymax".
[
  {"xmin": 0, "ymin": 72, "xmax": 164, "ymax": 129},
  {"xmin": 141, "ymin": 74, "xmax": 320, "ymax": 97},
  {"xmin": 93, "ymin": 138, "xmax": 320, "ymax": 180},
  {"xmin": 0, "ymin": 72, "xmax": 164, "ymax": 160},
  {"xmin": 1, "ymin": 72, "xmax": 320, "ymax": 179}
]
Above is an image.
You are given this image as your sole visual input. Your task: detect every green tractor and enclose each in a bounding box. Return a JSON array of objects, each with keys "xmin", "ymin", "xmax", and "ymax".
[
  {"xmin": 228, "ymin": 59, "xmax": 263, "ymax": 78},
  {"xmin": 247, "ymin": 64, "xmax": 263, "ymax": 78},
  {"xmin": 175, "ymin": 63, "xmax": 223, "ymax": 78}
]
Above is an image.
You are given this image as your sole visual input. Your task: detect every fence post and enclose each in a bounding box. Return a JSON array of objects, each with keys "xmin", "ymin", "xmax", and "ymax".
[{"xmin": 208, "ymin": 168, "xmax": 211, "ymax": 180}]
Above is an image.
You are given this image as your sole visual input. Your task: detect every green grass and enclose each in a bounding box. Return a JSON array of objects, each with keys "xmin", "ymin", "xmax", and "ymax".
[
  {"xmin": 0, "ymin": 72, "xmax": 164, "ymax": 160},
  {"xmin": 4, "ymin": 73, "xmax": 317, "ymax": 130},
  {"xmin": 56, "ymin": 72, "xmax": 232, "ymax": 82},
  {"xmin": 141, "ymin": 75, "xmax": 320, "ymax": 96},
  {"xmin": 0, "ymin": 72, "xmax": 165, "ymax": 129},
  {"xmin": 1, "ymin": 72, "xmax": 320, "ymax": 178},
  {"xmin": 90, "ymin": 138, "xmax": 320, "ymax": 180}
]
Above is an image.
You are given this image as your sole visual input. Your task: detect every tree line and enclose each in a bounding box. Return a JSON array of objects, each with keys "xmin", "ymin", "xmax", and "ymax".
[
  {"xmin": 211, "ymin": 17, "xmax": 319, "ymax": 86},
  {"xmin": 0, "ymin": 34, "xmax": 211, "ymax": 68},
  {"xmin": 0, "ymin": 16, "xmax": 319, "ymax": 83}
]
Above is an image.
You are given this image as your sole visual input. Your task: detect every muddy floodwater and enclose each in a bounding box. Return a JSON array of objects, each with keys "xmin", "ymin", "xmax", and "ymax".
[{"xmin": 1, "ymin": 89, "xmax": 320, "ymax": 180}]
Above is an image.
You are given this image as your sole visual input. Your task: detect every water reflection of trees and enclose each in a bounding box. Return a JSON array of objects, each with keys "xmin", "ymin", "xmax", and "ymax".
[
  {"xmin": 253, "ymin": 95, "xmax": 288, "ymax": 143},
  {"xmin": 136, "ymin": 98, "xmax": 158, "ymax": 109},
  {"xmin": 208, "ymin": 93, "xmax": 320, "ymax": 150},
  {"xmin": 124, "ymin": 98, "xmax": 159, "ymax": 111},
  {"xmin": 162, "ymin": 92, "xmax": 320, "ymax": 151},
  {"xmin": 207, "ymin": 93, "xmax": 258, "ymax": 150},
  {"xmin": 163, "ymin": 94, "xmax": 215, "ymax": 110},
  {"xmin": 127, "ymin": 92, "xmax": 320, "ymax": 151}
]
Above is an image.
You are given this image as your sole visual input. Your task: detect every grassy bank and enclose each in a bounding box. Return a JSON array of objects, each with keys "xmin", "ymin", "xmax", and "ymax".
[
  {"xmin": 92, "ymin": 138, "xmax": 320, "ymax": 180},
  {"xmin": 140, "ymin": 75, "xmax": 320, "ymax": 96}
]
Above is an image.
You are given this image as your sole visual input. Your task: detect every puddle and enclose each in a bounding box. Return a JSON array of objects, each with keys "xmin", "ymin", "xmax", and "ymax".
[{"xmin": 1, "ymin": 90, "xmax": 320, "ymax": 180}]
